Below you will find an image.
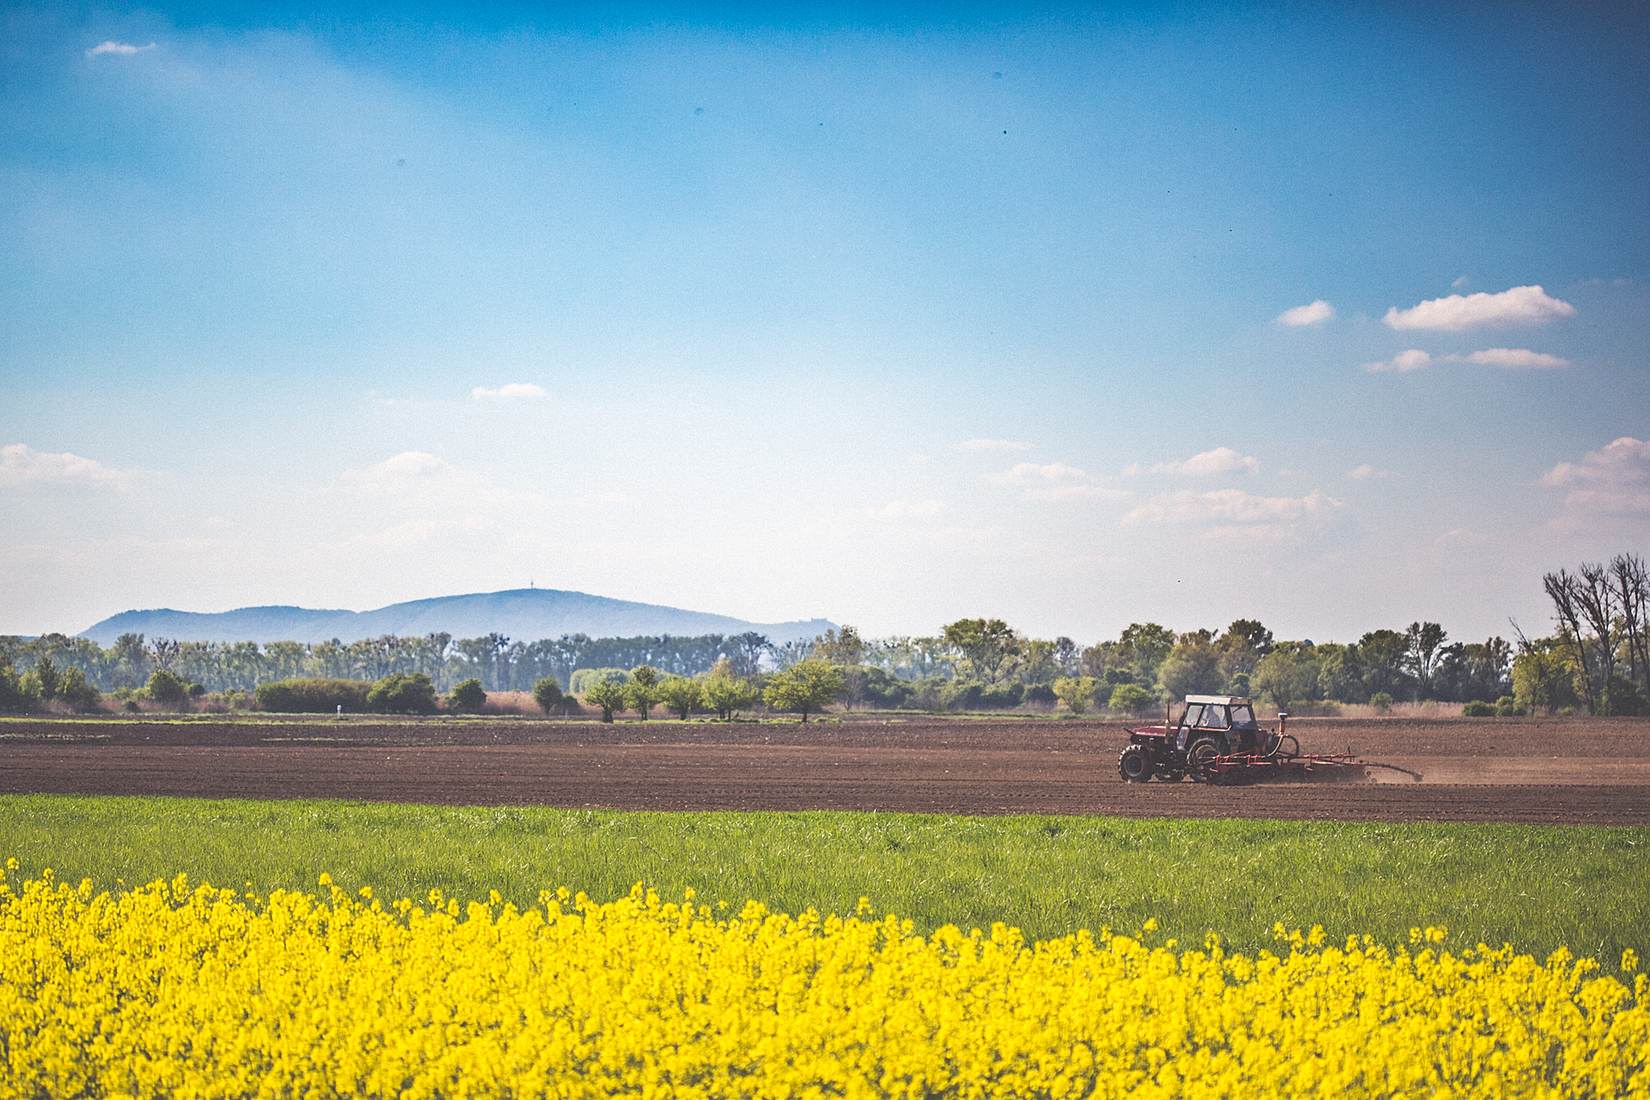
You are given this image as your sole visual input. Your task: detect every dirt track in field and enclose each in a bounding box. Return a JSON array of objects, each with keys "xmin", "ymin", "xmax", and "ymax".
[{"xmin": 2, "ymin": 716, "xmax": 1648, "ymax": 825}]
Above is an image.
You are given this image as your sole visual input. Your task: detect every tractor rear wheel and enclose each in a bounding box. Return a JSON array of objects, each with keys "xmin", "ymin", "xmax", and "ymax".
[
  {"xmin": 1118, "ymin": 744, "xmax": 1153, "ymax": 783},
  {"xmin": 1186, "ymin": 735, "xmax": 1225, "ymax": 783}
]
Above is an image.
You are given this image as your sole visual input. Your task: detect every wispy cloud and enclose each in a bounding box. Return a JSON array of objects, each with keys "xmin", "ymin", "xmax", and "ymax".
[
  {"xmin": 1123, "ymin": 488, "xmax": 1341, "ymax": 527},
  {"xmin": 337, "ymin": 451, "xmax": 455, "ymax": 489},
  {"xmin": 1382, "ymin": 285, "xmax": 1575, "ymax": 331},
  {"xmin": 470, "ymin": 382, "xmax": 548, "ymax": 400},
  {"xmin": 1363, "ymin": 349, "xmax": 1433, "ymax": 373},
  {"xmin": 1363, "ymin": 347, "xmax": 1572, "ymax": 373},
  {"xmin": 86, "ymin": 40, "xmax": 156, "ymax": 58},
  {"xmin": 1275, "ymin": 299, "xmax": 1334, "ymax": 327},
  {"xmin": 1346, "ymin": 463, "xmax": 1395, "ymax": 481},
  {"xmin": 1456, "ymin": 347, "xmax": 1572, "ymax": 369},
  {"xmin": 957, "ymin": 438, "xmax": 1033, "ymax": 453},
  {"xmin": 867, "ymin": 499, "xmax": 945, "ymax": 518},
  {"xmin": 0, "ymin": 442, "xmax": 135, "ymax": 491},
  {"xmin": 1025, "ymin": 484, "xmax": 1131, "ymax": 503},
  {"xmin": 991, "ymin": 461, "xmax": 1089, "ymax": 485},
  {"xmin": 1147, "ymin": 446, "xmax": 1259, "ymax": 477},
  {"xmin": 1541, "ymin": 436, "xmax": 1650, "ymax": 521}
]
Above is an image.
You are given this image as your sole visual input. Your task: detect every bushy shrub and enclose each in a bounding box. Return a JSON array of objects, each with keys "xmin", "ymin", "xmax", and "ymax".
[
  {"xmin": 532, "ymin": 677, "xmax": 564, "ymax": 714},
  {"xmin": 1107, "ymin": 683, "xmax": 1156, "ymax": 715},
  {"xmin": 978, "ymin": 682, "xmax": 1024, "ymax": 709},
  {"xmin": 1461, "ymin": 700, "xmax": 1495, "ymax": 717},
  {"xmin": 1369, "ymin": 691, "xmax": 1395, "ymax": 715},
  {"xmin": 446, "ymin": 678, "xmax": 486, "ymax": 713},
  {"xmin": 858, "ymin": 668, "xmax": 914, "ymax": 709},
  {"xmin": 254, "ymin": 678, "xmax": 372, "ymax": 713},
  {"xmin": 0, "ymin": 662, "xmax": 35, "ymax": 712},
  {"xmin": 57, "ymin": 667, "xmax": 102, "ymax": 713},
  {"xmin": 1495, "ymin": 695, "xmax": 1526, "ymax": 717},
  {"xmin": 939, "ymin": 680, "xmax": 984, "ymax": 711},
  {"xmin": 359, "ymin": 673, "xmax": 435, "ymax": 714},
  {"xmin": 145, "ymin": 669, "xmax": 189, "ymax": 707},
  {"xmin": 1023, "ymin": 683, "xmax": 1057, "ymax": 707}
]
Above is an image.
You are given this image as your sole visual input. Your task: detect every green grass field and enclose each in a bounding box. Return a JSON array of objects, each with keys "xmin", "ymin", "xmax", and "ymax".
[{"xmin": 2, "ymin": 794, "xmax": 1645, "ymax": 958}]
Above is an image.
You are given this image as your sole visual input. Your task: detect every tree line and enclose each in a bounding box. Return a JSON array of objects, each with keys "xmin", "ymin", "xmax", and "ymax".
[{"xmin": 1, "ymin": 549, "xmax": 1644, "ymax": 717}]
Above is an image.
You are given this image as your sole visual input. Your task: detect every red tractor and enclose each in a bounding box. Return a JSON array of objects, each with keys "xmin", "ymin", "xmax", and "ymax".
[{"xmin": 1118, "ymin": 694, "xmax": 1367, "ymax": 784}]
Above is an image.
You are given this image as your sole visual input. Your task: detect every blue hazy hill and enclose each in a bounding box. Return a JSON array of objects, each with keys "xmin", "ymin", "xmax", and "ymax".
[{"xmin": 80, "ymin": 588, "xmax": 835, "ymax": 646}]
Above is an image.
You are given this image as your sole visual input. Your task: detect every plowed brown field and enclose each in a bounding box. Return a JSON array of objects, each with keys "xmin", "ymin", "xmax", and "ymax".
[{"xmin": 2, "ymin": 716, "xmax": 1648, "ymax": 824}]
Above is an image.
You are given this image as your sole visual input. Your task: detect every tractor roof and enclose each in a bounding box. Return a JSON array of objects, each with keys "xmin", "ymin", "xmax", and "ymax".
[{"xmin": 1184, "ymin": 694, "xmax": 1252, "ymax": 706}]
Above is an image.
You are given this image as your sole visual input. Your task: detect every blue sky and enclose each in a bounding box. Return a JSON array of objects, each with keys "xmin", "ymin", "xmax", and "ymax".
[{"xmin": 2, "ymin": 1, "xmax": 1647, "ymax": 642}]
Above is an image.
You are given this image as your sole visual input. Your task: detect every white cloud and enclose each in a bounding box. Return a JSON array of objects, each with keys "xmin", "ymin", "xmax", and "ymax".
[
  {"xmin": 1275, "ymin": 299, "xmax": 1334, "ymax": 327},
  {"xmin": 470, "ymin": 382, "xmax": 548, "ymax": 400},
  {"xmin": 1451, "ymin": 275, "xmax": 1470, "ymax": 290},
  {"xmin": 992, "ymin": 461, "xmax": 1089, "ymax": 485},
  {"xmin": 1456, "ymin": 347, "xmax": 1573, "ymax": 370},
  {"xmin": 1024, "ymin": 484, "xmax": 1132, "ymax": 503},
  {"xmin": 1363, "ymin": 349, "xmax": 1433, "ymax": 373},
  {"xmin": 1382, "ymin": 285, "xmax": 1575, "ymax": 331},
  {"xmin": 1122, "ymin": 488, "xmax": 1339, "ymax": 531},
  {"xmin": 86, "ymin": 40, "xmax": 156, "ymax": 57},
  {"xmin": 339, "ymin": 451, "xmax": 453, "ymax": 486},
  {"xmin": 1541, "ymin": 437, "xmax": 1650, "ymax": 519},
  {"xmin": 0, "ymin": 442, "xmax": 134, "ymax": 491},
  {"xmin": 1346, "ymin": 464, "xmax": 1394, "ymax": 481},
  {"xmin": 1149, "ymin": 446, "xmax": 1259, "ymax": 477},
  {"xmin": 957, "ymin": 438, "xmax": 1034, "ymax": 452},
  {"xmin": 867, "ymin": 499, "xmax": 945, "ymax": 518}
]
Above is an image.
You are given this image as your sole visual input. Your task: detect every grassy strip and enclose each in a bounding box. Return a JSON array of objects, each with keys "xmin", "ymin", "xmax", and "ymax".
[{"xmin": 1, "ymin": 794, "xmax": 1644, "ymax": 957}]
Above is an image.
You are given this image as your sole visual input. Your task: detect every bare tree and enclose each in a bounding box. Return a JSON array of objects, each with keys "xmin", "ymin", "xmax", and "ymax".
[
  {"xmin": 1575, "ymin": 562, "xmax": 1619, "ymax": 712},
  {"xmin": 1542, "ymin": 569, "xmax": 1597, "ymax": 714},
  {"xmin": 1612, "ymin": 553, "xmax": 1649, "ymax": 699}
]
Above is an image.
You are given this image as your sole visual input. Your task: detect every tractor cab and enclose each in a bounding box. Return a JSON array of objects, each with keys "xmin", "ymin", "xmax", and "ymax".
[{"xmin": 1173, "ymin": 694, "xmax": 1262, "ymax": 754}]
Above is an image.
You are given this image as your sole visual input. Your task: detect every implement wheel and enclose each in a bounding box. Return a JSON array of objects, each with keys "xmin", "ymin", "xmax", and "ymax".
[
  {"xmin": 1118, "ymin": 744, "xmax": 1153, "ymax": 783},
  {"xmin": 1186, "ymin": 736, "xmax": 1224, "ymax": 783}
]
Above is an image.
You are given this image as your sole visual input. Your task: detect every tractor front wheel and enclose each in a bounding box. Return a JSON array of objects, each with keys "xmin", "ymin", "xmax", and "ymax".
[
  {"xmin": 1118, "ymin": 744, "xmax": 1154, "ymax": 783},
  {"xmin": 1186, "ymin": 736, "xmax": 1225, "ymax": 783}
]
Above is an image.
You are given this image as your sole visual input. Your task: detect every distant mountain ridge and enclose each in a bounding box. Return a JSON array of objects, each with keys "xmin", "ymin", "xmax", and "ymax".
[{"xmin": 79, "ymin": 588, "xmax": 835, "ymax": 646}]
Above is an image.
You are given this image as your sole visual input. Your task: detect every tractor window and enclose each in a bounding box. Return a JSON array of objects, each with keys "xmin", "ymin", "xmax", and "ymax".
[
  {"xmin": 1197, "ymin": 706, "xmax": 1230, "ymax": 730},
  {"xmin": 1180, "ymin": 704, "xmax": 1207, "ymax": 729},
  {"xmin": 1230, "ymin": 704, "xmax": 1257, "ymax": 728}
]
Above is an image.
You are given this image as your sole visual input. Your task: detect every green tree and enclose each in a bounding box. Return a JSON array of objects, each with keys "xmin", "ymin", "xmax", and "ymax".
[
  {"xmin": 31, "ymin": 656, "xmax": 60, "ymax": 702},
  {"xmin": 1051, "ymin": 675, "xmax": 1098, "ymax": 714},
  {"xmin": 762, "ymin": 658, "xmax": 846, "ymax": 722},
  {"xmin": 1253, "ymin": 649, "xmax": 1314, "ymax": 710},
  {"xmin": 532, "ymin": 676, "xmax": 564, "ymax": 714},
  {"xmin": 941, "ymin": 619, "xmax": 1020, "ymax": 685},
  {"xmin": 1356, "ymin": 630, "xmax": 1412, "ymax": 700},
  {"xmin": 57, "ymin": 667, "xmax": 102, "ymax": 712},
  {"xmin": 1403, "ymin": 622, "xmax": 1449, "ymax": 701},
  {"xmin": 1118, "ymin": 623, "xmax": 1176, "ymax": 684},
  {"xmin": 583, "ymin": 673, "xmax": 629, "ymax": 722},
  {"xmin": 447, "ymin": 678, "xmax": 486, "ymax": 713},
  {"xmin": 0, "ymin": 662, "xmax": 30, "ymax": 712},
  {"xmin": 657, "ymin": 676, "xmax": 703, "ymax": 720},
  {"xmin": 145, "ymin": 668, "xmax": 188, "ymax": 707},
  {"xmin": 1157, "ymin": 639, "xmax": 1221, "ymax": 699},
  {"xmin": 702, "ymin": 660, "xmax": 757, "ymax": 720},
  {"xmin": 813, "ymin": 625, "xmax": 866, "ymax": 666},
  {"xmin": 626, "ymin": 665, "xmax": 662, "ymax": 720},
  {"xmin": 371, "ymin": 673, "xmax": 439, "ymax": 714}
]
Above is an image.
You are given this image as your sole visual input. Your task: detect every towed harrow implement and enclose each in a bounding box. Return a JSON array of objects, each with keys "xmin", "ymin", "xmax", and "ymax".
[{"xmin": 1118, "ymin": 694, "xmax": 1419, "ymax": 785}]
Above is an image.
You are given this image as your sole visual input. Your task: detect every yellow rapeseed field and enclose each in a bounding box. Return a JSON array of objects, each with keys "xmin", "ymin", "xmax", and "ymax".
[{"xmin": 1, "ymin": 861, "xmax": 1645, "ymax": 1098}]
